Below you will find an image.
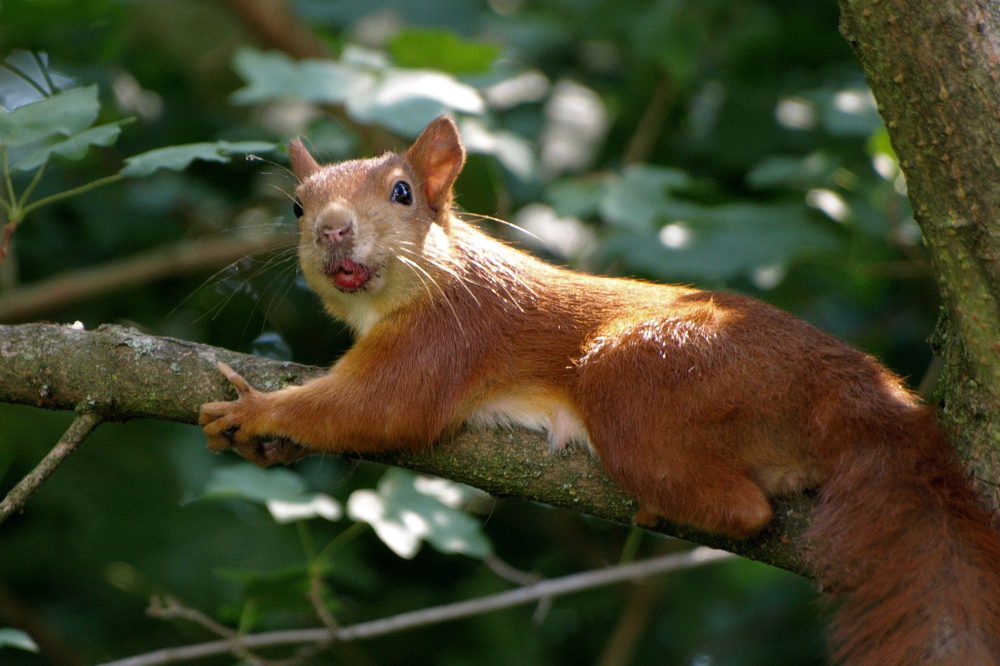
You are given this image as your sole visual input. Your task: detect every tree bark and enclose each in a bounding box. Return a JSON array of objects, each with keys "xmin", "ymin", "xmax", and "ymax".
[{"xmin": 839, "ymin": 0, "xmax": 1000, "ymax": 509}]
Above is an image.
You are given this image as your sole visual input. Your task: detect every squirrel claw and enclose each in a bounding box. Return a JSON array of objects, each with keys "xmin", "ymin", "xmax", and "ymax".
[
  {"xmin": 217, "ymin": 361, "xmax": 255, "ymax": 396},
  {"xmin": 199, "ymin": 363, "xmax": 309, "ymax": 466},
  {"xmin": 236, "ymin": 438, "xmax": 308, "ymax": 467}
]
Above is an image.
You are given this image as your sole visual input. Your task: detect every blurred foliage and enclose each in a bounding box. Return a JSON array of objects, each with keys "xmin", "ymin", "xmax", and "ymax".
[{"xmin": 0, "ymin": 0, "xmax": 936, "ymax": 664}]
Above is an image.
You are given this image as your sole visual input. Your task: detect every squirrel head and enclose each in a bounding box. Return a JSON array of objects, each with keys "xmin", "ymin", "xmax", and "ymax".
[{"xmin": 289, "ymin": 116, "xmax": 466, "ymax": 332}]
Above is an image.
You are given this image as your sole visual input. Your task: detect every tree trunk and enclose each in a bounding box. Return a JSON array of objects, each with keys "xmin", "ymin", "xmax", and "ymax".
[{"xmin": 840, "ymin": 0, "xmax": 1000, "ymax": 510}]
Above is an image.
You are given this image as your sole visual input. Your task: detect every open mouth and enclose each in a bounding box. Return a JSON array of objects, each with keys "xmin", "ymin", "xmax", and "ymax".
[{"xmin": 325, "ymin": 258, "xmax": 375, "ymax": 291}]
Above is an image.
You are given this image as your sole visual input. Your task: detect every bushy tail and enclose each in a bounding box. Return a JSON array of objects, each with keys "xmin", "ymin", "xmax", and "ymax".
[{"xmin": 809, "ymin": 407, "xmax": 1000, "ymax": 665}]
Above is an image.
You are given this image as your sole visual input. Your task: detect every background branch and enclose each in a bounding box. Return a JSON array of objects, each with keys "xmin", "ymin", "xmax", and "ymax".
[
  {"xmin": 224, "ymin": 0, "xmax": 331, "ymax": 59},
  {"xmin": 0, "ymin": 231, "xmax": 295, "ymax": 324},
  {"xmin": 0, "ymin": 410, "xmax": 102, "ymax": 524},
  {"xmin": 0, "ymin": 322, "xmax": 813, "ymax": 574},
  {"xmin": 0, "ymin": 584, "xmax": 84, "ymax": 666},
  {"xmin": 99, "ymin": 548, "xmax": 733, "ymax": 666}
]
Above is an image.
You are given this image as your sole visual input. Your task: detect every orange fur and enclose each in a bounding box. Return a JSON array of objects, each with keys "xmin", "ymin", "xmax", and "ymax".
[{"xmin": 200, "ymin": 116, "xmax": 1000, "ymax": 664}]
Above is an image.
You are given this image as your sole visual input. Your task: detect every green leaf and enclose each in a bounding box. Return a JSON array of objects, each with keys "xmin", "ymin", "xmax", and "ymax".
[
  {"xmin": 0, "ymin": 628, "xmax": 38, "ymax": 652},
  {"xmin": 120, "ymin": 140, "xmax": 277, "ymax": 177},
  {"xmin": 230, "ymin": 47, "xmax": 485, "ymax": 137},
  {"xmin": 605, "ymin": 203, "xmax": 841, "ymax": 282},
  {"xmin": 821, "ymin": 87, "xmax": 881, "ymax": 137},
  {"xmin": 266, "ymin": 493, "xmax": 343, "ymax": 524},
  {"xmin": 388, "ymin": 28, "xmax": 500, "ymax": 74},
  {"xmin": 599, "ymin": 164, "xmax": 691, "ymax": 232},
  {"xmin": 12, "ymin": 119, "xmax": 131, "ymax": 172},
  {"xmin": 867, "ymin": 125, "xmax": 895, "ymax": 159},
  {"xmin": 459, "ymin": 118, "xmax": 535, "ymax": 180},
  {"xmin": 746, "ymin": 153, "xmax": 837, "ymax": 191},
  {"xmin": 251, "ymin": 331, "xmax": 292, "ymax": 361},
  {"xmin": 346, "ymin": 469, "xmax": 491, "ymax": 560},
  {"xmin": 200, "ymin": 463, "xmax": 308, "ymax": 504},
  {"xmin": 0, "ymin": 85, "xmax": 99, "ymax": 146},
  {"xmin": 230, "ymin": 48, "xmax": 374, "ymax": 106},
  {"xmin": 346, "ymin": 69, "xmax": 485, "ymax": 137},
  {"xmin": 545, "ymin": 175, "xmax": 613, "ymax": 218},
  {"xmin": 0, "ymin": 50, "xmax": 75, "ymax": 109}
]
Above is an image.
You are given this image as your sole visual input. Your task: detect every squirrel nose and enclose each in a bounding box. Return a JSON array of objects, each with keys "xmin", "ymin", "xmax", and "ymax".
[
  {"xmin": 321, "ymin": 221, "xmax": 352, "ymax": 244},
  {"xmin": 315, "ymin": 203, "xmax": 355, "ymax": 247}
]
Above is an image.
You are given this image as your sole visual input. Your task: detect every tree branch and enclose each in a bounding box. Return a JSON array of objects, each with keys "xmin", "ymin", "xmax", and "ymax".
[
  {"xmin": 0, "ymin": 322, "xmax": 813, "ymax": 574},
  {"xmin": 97, "ymin": 548, "xmax": 733, "ymax": 666},
  {"xmin": 0, "ymin": 410, "xmax": 103, "ymax": 524},
  {"xmin": 0, "ymin": 231, "xmax": 295, "ymax": 324}
]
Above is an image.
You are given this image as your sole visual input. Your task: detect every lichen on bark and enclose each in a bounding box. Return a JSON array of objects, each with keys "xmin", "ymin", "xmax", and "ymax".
[{"xmin": 839, "ymin": 0, "xmax": 1000, "ymax": 510}]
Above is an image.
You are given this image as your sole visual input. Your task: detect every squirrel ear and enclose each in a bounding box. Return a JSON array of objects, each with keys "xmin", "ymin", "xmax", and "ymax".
[
  {"xmin": 405, "ymin": 115, "xmax": 466, "ymax": 213},
  {"xmin": 289, "ymin": 138, "xmax": 321, "ymax": 180}
]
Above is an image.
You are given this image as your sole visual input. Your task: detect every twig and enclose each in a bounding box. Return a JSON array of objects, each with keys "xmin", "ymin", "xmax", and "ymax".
[
  {"xmin": 0, "ymin": 219, "xmax": 16, "ymax": 268},
  {"xmin": 307, "ymin": 573, "xmax": 338, "ymax": 630},
  {"xmin": 622, "ymin": 75, "xmax": 673, "ymax": 166},
  {"xmin": 596, "ymin": 581, "xmax": 663, "ymax": 666},
  {"xmin": 482, "ymin": 553, "xmax": 542, "ymax": 587},
  {"xmin": 149, "ymin": 596, "xmax": 280, "ymax": 666},
  {"xmin": 0, "ymin": 411, "xmax": 103, "ymax": 524},
  {"xmin": 224, "ymin": 0, "xmax": 330, "ymax": 59},
  {"xmin": 483, "ymin": 552, "xmax": 549, "ymax": 622},
  {"xmin": 19, "ymin": 174, "xmax": 123, "ymax": 218},
  {"xmin": 0, "ymin": 583, "xmax": 86, "ymax": 666},
  {"xmin": 97, "ymin": 548, "xmax": 733, "ymax": 666},
  {"xmin": 148, "ymin": 596, "xmax": 241, "ymax": 642},
  {"xmin": 0, "ymin": 231, "xmax": 295, "ymax": 323}
]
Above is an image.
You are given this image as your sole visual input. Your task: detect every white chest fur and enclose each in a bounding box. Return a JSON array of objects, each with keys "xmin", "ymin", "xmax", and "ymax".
[{"xmin": 466, "ymin": 388, "xmax": 592, "ymax": 453}]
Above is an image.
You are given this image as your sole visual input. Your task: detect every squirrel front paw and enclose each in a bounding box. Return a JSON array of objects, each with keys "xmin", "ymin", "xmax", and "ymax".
[{"xmin": 199, "ymin": 362, "xmax": 308, "ymax": 467}]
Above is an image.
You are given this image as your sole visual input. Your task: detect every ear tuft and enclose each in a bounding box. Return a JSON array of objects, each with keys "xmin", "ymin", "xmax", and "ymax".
[
  {"xmin": 405, "ymin": 116, "xmax": 466, "ymax": 214},
  {"xmin": 289, "ymin": 138, "xmax": 321, "ymax": 180}
]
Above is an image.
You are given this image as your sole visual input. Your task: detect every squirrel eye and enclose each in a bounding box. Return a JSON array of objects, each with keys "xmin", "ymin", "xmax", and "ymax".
[
  {"xmin": 391, "ymin": 181, "xmax": 413, "ymax": 206},
  {"xmin": 292, "ymin": 196, "xmax": 304, "ymax": 218}
]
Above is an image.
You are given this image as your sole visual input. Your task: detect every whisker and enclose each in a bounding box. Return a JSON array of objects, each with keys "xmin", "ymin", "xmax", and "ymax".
[
  {"xmin": 396, "ymin": 254, "xmax": 467, "ymax": 340},
  {"xmin": 189, "ymin": 246, "xmax": 301, "ymax": 325},
  {"xmin": 459, "ymin": 211, "xmax": 543, "ymax": 243},
  {"xmin": 397, "ymin": 247, "xmax": 482, "ymax": 308},
  {"xmin": 458, "ymin": 253, "xmax": 534, "ymax": 310},
  {"xmin": 168, "ymin": 240, "xmax": 298, "ymax": 320}
]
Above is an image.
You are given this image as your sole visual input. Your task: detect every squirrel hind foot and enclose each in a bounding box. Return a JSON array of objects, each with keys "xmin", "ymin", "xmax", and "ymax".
[
  {"xmin": 630, "ymin": 480, "xmax": 774, "ymax": 539},
  {"xmin": 632, "ymin": 506, "xmax": 661, "ymax": 528}
]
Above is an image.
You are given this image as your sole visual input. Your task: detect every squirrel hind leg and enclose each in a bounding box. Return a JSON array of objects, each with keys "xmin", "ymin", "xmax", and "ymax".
[
  {"xmin": 640, "ymin": 475, "xmax": 772, "ymax": 539},
  {"xmin": 609, "ymin": 447, "xmax": 774, "ymax": 539}
]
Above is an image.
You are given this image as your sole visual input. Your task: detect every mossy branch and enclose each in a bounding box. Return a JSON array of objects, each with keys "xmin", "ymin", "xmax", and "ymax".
[{"xmin": 0, "ymin": 322, "xmax": 813, "ymax": 576}]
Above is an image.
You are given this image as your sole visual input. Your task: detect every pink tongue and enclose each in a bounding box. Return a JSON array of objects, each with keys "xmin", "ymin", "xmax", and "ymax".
[{"xmin": 333, "ymin": 259, "xmax": 370, "ymax": 290}]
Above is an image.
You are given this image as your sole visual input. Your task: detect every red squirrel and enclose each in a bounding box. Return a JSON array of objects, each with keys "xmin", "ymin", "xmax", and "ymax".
[{"xmin": 200, "ymin": 116, "xmax": 1000, "ymax": 665}]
